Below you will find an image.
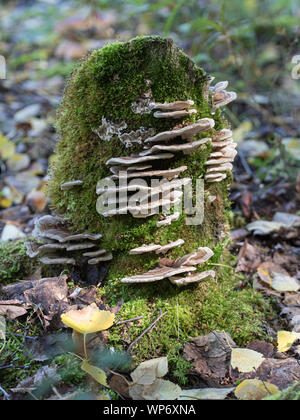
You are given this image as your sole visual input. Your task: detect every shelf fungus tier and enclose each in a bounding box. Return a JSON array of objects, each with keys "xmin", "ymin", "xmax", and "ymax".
[
  {"xmin": 39, "ymin": 37, "xmax": 237, "ymax": 294},
  {"xmin": 25, "ymin": 215, "xmax": 109, "ymax": 265}
]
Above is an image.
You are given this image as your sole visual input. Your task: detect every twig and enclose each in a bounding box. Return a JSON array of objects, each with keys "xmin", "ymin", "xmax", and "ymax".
[
  {"xmin": 127, "ymin": 310, "xmax": 167, "ymax": 353},
  {"xmin": 252, "ymin": 367, "xmax": 272, "ymax": 395},
  {"xmin": 5, "ymin": 332, "xmax": 37, "ymax": 340},
  {"xmin": 238, "ymin": 150, "xmax": 253, "ymax": 178},
  {"xmin": 176, "ymin": 298, "xmax": 180, "ymax": 341},
  {"xmin": 0, "ymin": 385, "xmax": 10, "ymax": 400},
  {"xmin": 116, "ymin": 316, "xmax": 144, "ymax": 325}
]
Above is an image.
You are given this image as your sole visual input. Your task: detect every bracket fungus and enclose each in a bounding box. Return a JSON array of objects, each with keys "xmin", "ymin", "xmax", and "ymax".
[
  {"xmin": 26, "ymin": 36, "xmax": 239, "ymax": 354},
  {"xmin": 25, "ymin": 215, "xmax": 109, "ymax": 265},
  {"xmin": 121, "ymin": 247, "xmax": 215, "ymax": 287}
]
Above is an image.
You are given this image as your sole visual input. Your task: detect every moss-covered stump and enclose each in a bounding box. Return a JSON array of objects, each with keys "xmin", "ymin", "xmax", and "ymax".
[
  {"xmin": 39, "ymin": 36, "xmax": 267, "ymax": 370},
  {"xmin": 0, "ymin": 239, "xmax": 38, "ymax": 284}
]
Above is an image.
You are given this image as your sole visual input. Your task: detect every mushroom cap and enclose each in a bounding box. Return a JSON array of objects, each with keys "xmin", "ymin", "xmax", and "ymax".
[
  {"xmin": 60, "ymin": 180, "xmax": 83, "ymax": 190},
  {"xmin": 153, "ymin": 109, "xmax": 197, "ymax": 118},
  {"xmin": 151, "ymin": 100, "xmax": 194, "ymax": 110},
  {"xmin": 139, "ymin": 138, "xmax": 211, "ymax": 156},
  {"xmin": 144, "ymin": 119, "xmax": 215, "ymax": 143},
  {"xmin": 170, "ymin": 270, "xmax": 215, "ymax": 286},
  {"xmin": 106, "ymin": 153, "xmax": 174, "ymax": 166}
]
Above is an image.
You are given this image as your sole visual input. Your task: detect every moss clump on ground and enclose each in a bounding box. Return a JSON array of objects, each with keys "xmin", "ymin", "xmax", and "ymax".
[
  {"xmin": 0, "ymin": 320, "xmax": 41, "ymax": 388},
  {"xmin": 53, "ymin": 353, "xmax": 86, "ymax": 385},
  {"xmin": 263, "ymin": 382, "xmax": 300, "ymax": 400},
  {"xmin": 0, "ymin": 239, "xmax": 38, "ymax": 284}
]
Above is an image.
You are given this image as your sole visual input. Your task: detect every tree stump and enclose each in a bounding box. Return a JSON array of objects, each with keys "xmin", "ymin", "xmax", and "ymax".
[{"xmin": 27, "ymin": 37, "xmax": 267, "ymax": 366}]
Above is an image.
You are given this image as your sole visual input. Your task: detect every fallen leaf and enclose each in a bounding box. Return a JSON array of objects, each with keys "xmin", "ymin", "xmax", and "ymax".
[
  {"xmin": 109, "ymin": 374, "xmax": 130, "ymax": 399},
  {"xmin": 235, "ymin": 379, "xmax": 279, "ymax": 400},
  {"xmin": 6, "ymin": 153, "xmax": 30, "ymax": 171},
  {"xmin": 61, "ymin": 303, "xmax": 115, "ymax": 334},
  {"xmin": 273, "ymin": 212, "xmax": 300, "ymax": 228},
  {"xmin": 231, "ymin": 348, "xmax": 264, "ymax": 373},
  {"xmin": 183, "ymin": 331, "xmax": 235, "ymax": 387},
  {"xmin": 1, "ymin": 223, "xmax": 25, "ymax": 241},
  {"xmin": 233, "ymin": 358, "xmax": 300, "ymax": 390},
  {"xmin": 0, "ymin": 300, "xmax": 28, "ymax": 319},
  {"xmin": 272, "ymin": 273, "xmax": 300, "ymax": 292},
  {"xmin": 257, "ymin": 262, "xmax": 299, "ymax": 292},
  {"xmin": 179, "ymin": 387, "xmax": 234, "ymax": 400},
  {"xmin": 0, "ymin": 197, "xmax": 13, "ymax": 208},
  {"xmin": 236, "ymin": 241, "xmax": 262, "ymax": 273},
  {"xmin": 81, "ymin": 361, "xmax": 108, "ymax": 388},
  {"xmin": 246, "ymin": 341, "xmax": 274, "ymax": 358},
  {"xmin": 282, "ymin": 138, "xmax": 300, "ymax": 161},
  {"xmin": 246, "ymin": 220, "xmax": 285, "ymax": 235},
  {"xmin": 238, "ymin": 139, "xmax": 269, "ymax": 157},
  {"xmin": 128, "ymin": 356, "xmax": 181, "ymax": 400},
  {"xmin": 4, "ymin": 172, "xmax": 41, "ymax": 195},
  {"xmin": 0, "ymin": 134, "xmax": 15, "ymax": 159},
  {"xmin": 277, "ymin": 330, "xmax": 300, "ymax": 352},
  {"xmin": 129, "ymin": 378, "xmax": 182, "ymax": 400},
  {"xmin": 142, "ymin": 379, "xmax": 182, "ymax": 400},
  {"xmin": 130, "ymin": 357, "xmax": 168, "ymax": 385},
  {"xmin": 232, "ymin": 121, "xmax": 253, "ymax": 144}
]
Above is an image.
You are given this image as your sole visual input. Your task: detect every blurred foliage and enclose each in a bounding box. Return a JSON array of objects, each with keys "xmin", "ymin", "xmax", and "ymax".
[{"xmin": 1, "ymin": 0, "xmax": 299, "ymax": 121}]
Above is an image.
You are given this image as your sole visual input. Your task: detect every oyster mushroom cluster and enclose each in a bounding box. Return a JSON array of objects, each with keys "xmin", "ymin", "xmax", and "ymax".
[
  {"xmin": 121, "ymin": 246, "xmax": 215, "ymax": 287},
  {"xmin": 96, "ymin": 100, "xmax": 215, "ymax": 220},
  {"xmin": 209, "ymin": 79, "xmax": 237, "ymax": 114},
  {"xmin": 205, "ymin": 128, "xmax": 237, "ymax": 183},
  {"xmin": 25, "ymin": 215, "xmax": 111, "ymax": 265}
]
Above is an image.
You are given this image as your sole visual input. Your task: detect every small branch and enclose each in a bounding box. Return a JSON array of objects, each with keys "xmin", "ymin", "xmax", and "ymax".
[
  {"xmin": 116, "ymin": 316, "xmax": 144, "ymax": 325},
  {"xmin": 0, "ymin": 385, "xmax": 10, "ymax": 400},
  {"xmin": 127, "ymin": 310, "xmax": 167, "ymax": 353}
]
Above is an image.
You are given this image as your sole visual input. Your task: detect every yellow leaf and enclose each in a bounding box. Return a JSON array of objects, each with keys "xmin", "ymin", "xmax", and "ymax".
[
  {"xmin": 277, "ymin": 330, "xmax": 300, "ymax": 352},
  {"xmin": 61, "ymin": 303, "xmax": 115, "ymax": 334},
  {"xmin": 232, "ymin": 121, "xmax": 253, "ymax": 144},
  {"xmin": 81, "ymin": 361, "xmax": 108, "ymax": 388},
  {"xmin": 0, "ymin": 197, "xmax": 13, "ymax": 208},
  {"xmin": 235, "ymin": 379, "xmax": 278, "ymax": 400},
  {"xmin": 0, "ymin": 135, "xmax": 15, "ymax": 159},
  {"xmin": 231, "ymin": 348, "xmax": 264, "ymax": 373}
]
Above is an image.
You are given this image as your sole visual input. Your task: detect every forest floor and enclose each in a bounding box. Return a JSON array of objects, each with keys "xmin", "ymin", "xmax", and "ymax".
[{"xmin": 0, "ymin": 0, "xmax": 300, "ymax": 401}]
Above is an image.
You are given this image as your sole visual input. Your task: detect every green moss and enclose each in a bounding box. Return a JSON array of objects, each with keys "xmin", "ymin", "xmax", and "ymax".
[
  {"xmin": 0, "ymin": 320, "xmax": 41, "ymax": 388},
  {"xmin": 0, "ymin": 239, "xmax": 38, "ymax": 284},
  {"xmin": 53, "ymin": 353, "xmax": 86, "ymax": 385},
  {"xmin": 104, "ymin": 252, "xmax": 269, "ymax": 371},
  {"xmin": 263, "ymin": 382, "xmax": 300, "ymax": 400}
]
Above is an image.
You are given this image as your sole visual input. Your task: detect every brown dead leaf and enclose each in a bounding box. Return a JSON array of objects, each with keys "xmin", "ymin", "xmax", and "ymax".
[
  {"xmin": 183, "ymin": 331, "xmax": 236, "ymax": 386},
  {"xmin": 109, "ymin": 374, "xmax": 130, "ymax": 399},
  {"xmin": 246, "ymin": 341, "xmax": 274, "ymax": 358},
  {"xmin": 283, "ymin": 293, "xmax": 300, "ymax": 306},
  {"xmin": 0, "ymin": 300, "xmax": 28, "ymax": 319},
  {"xmin": 23, "ymin": 275, "xmax": 69, "ymax": 315},
  {"xmin": 233, "ymin": 358, "xmax": 300, "ymax": 390},
  {"xmin": 235, "ymin": 240, "xmax": 263, "ymax": 273},
  {"xmin": 240, "ymin": 190, "xmax": 253, "ymax": 219}
]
